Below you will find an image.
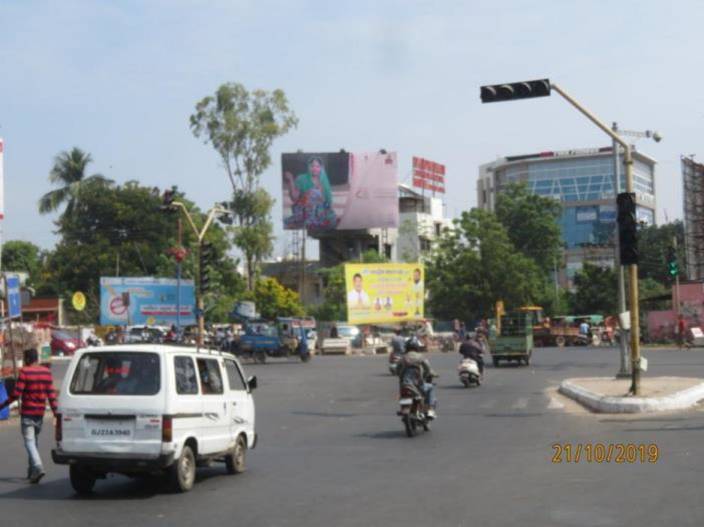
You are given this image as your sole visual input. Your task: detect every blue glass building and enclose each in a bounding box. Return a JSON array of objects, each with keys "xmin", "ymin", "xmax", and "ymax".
[{"xmin": 478, "ymin": 147, "xmax": 656, "ymax": 286}]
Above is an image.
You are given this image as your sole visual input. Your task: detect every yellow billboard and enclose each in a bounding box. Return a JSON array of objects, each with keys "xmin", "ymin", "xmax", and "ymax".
[{"xmin": 344, "ymin": 263, "xmax": 424, "ymax": 324}]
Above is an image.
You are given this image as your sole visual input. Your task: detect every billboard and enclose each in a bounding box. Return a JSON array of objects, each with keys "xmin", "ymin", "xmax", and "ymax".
[
  {"xmin": 282, "ymin": 151, "xmax": 398, "ymax": 232},
  {"xmin": 344, "ymin": 263, "xmax": 424, "ymax": 324},
  {"xmin": 100, "ymin": 277, "xmax": 196, "ymax": 326},
  {"xmin": 412, "ymin": 156, "xmax": 445, "ymax": 194}
]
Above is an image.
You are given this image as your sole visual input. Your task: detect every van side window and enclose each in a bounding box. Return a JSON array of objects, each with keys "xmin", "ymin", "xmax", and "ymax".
[
  {"xmin": 174, "ymin": 356, "xmax": 198, "ymax": 395},
  {"xmin": 196, "ymin": 358, "xmax": 224, "ymax": 395},
  {"xmin": 225, "ymin": 360, "xmax": 247, "ymax": 391}
]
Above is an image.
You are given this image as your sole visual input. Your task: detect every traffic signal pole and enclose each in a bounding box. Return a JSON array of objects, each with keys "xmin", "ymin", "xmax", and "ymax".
[
  {"xmin": 548, "ymin": 83, "xmax": 642, "ymax": 395},
  {"xmin": 480, "ymin": 79, "xmax": 644, "ymax": 394},
  {"xmin": 170, "ymin": 201, "xmax": 229, "ymax": 348}
]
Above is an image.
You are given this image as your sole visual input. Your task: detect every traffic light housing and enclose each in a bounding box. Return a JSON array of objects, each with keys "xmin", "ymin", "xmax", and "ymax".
[
  {"xmin": 199, "ymin": 242, "xmax": 214, "ymax": 293},
  {"xmin": 667, "ymin": 246, "xmax": 679, "ymax": 277},
  {"xmin": 480, "ymin": 79, "xmax": 551, "ymax": 103},
  {"xmin": 617, "ymin": 192, "xmax": 638, "ymax": 265},
  {"xmin": 160, "ymin": 189, "xmax": 177, "ymax": 213}
]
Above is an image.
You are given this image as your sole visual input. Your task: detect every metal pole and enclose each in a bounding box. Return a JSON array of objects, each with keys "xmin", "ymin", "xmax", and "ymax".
[
  {"xmin": 176, "ymin": 218, "xmax": 182, "ymax": 333},
  {"xmin": 673, "ymin": 236, "xmax": 681, "ymax": 319},
  {"xmin": 551, "ymin": 83, "xmax": 642, "ymax": 395},
  {"xmin": 612, "ymin": 123, "xmax": 630, "ymax": 378}
]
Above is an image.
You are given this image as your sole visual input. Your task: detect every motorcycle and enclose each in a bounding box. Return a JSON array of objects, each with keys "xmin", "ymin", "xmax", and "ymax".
[
  {"xmin": 458, "ymin": 358, "xmax": 481, "ymax": 388},
  {"xmin": 397, "ymin": 370, "xmax": 432, "ymax": 437}
]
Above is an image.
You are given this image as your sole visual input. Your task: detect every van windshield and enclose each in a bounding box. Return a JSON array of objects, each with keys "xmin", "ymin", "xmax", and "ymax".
[{"xmin": 70, "ymin": 352, "xmax": 160, "ymax": 395}]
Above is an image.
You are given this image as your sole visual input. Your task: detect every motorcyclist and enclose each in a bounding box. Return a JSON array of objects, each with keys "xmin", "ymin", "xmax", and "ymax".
[
  {"xmin": 459, "ymin": 333, "xmax": 485, "ymax": 376},
  {"xmin": 391, "ymin": 329, "xmax": 406, "ymax": 356},
  {"xmin": 397, "ymin": 336, "xmax": 438, "ymax": 419}
]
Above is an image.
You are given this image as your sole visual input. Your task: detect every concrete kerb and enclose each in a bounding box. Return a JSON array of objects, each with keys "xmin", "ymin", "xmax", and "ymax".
[{"xmin": 559, "ymin": 377, "xmax": 704, "ymax": 413}]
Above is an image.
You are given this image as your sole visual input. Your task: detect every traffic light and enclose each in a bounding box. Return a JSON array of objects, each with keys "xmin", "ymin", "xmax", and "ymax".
[
  {"xmin": 160, "ymin": 189, "xmax": 177, "ymax": 212},
  {"xmin": 667, "ymin": 246, "xmax": 679, "ymax": 277},
  {"xmin": 480, "ymin": 79, "xmax": 551, "ymax": 103},
  {"xmin": 617, "ymin": 192, "xmax": 638, "ymax": 265},
  {"xmin": 199, "ymin": 242, "xmax": 214, "ymax": 293}
]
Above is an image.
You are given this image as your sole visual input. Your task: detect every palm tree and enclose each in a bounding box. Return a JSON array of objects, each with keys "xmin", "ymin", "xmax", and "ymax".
[{"xmin": 38, "ymin": 147, "xmax": 113, "ymax": 215}]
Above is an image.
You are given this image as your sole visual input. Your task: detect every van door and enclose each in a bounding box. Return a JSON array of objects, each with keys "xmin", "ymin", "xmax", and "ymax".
[
  {"xmin": 224, "ymin": 359, "xmax": 255, "ymax": 446},
  {"xmin": 195, "ymin": 357, "xmax": 229, "ymax": 454},
  {"xmin": 172, "ymin": 355, "xmax": 203, "ymax": 450}
]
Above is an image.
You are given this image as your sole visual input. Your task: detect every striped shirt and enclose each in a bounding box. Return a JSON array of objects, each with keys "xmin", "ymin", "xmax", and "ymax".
[{"xmin": 1, "ymin": 364, "xmax": 58, "ymax": 417}]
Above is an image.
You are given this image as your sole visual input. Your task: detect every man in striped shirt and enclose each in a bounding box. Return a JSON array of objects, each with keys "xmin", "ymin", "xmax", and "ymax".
[{"xmin": 0, "ymin": 349, "xmax": 58, "ymax": 483}]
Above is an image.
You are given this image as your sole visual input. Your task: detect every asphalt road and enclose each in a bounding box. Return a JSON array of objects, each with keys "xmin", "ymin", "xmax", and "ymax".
[{"xmin": 2, "ymin": 346, "xmax": 704, "ymax": 527}]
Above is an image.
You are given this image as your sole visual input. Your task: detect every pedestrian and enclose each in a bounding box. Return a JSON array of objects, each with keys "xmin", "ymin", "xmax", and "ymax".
[
  {"xmin": 0, "ymin": 349, "xmax": 58, "ymax": 483},
  {"xmin": 677, "ymin": 315, "xmax": 687, "ymax": 350},
  {"xmin": 329, "ymin": 323, "xmax": 339, "ymax": 339}
]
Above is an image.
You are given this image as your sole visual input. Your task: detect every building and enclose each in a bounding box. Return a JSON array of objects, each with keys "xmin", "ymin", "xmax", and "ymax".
[
  {"xmin": 477, "ymin": 146, "xmax": 657, "ymax": 286},
  {"xmin": 682, "ymin": 156, "xmax": 704, "ymax": 280}
]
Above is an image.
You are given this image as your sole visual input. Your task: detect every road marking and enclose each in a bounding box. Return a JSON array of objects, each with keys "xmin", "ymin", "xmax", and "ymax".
[
  {"xmin": 479, "ymin": 400, "xmax": 496, "ymax": 409},
  {"xmin": 548, "ymin": 397, "xmax": 565, "ymax": 410},
  {"xmin": 512, "ymin": 398, "xmax": 528, "ymax": 410}
]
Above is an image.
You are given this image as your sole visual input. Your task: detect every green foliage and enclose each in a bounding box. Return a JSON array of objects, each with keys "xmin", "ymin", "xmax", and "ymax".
[
  {"xmin": 38, "ymin": 147, "xmax": 113, "ymax": 215},
  {"xmin": 426, "ymin": 209, "xmax": 546, "ymax": 322},
  {"xmin": 1, "ymin": 241, "xmax": 48, "ymax": 292},
  {"xmin": 570, "ymin": 263, "xmax": 618, "ymax": 315},
  {"xmin": 190, "ymin": 83, "xmax": 297, "ymax": 289},
  {"xmin": 637, "ymin": 221, "xmax": 685, "ymax": 283},
  {"xmin": 494, "ymin": 183, "xmax": 563, "ymax": 274},
  {"xmin": 43, "ymin": 180, "xmax": 243, "ymax": 323},
  {"xmin": 245, "ymin": 277, "xmax": 304, "ymax": 320}
]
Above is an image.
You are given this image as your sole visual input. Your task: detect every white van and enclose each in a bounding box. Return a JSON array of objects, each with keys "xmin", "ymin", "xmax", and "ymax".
[{"xmin": 52, "ymin": 344, "xmax": 257, "ymax": 494}]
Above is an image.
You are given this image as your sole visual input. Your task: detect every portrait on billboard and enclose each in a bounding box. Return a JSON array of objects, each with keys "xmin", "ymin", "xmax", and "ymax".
[{"xmin": 282, "ymin": 151, "xmax": 398, "ymax": 232}]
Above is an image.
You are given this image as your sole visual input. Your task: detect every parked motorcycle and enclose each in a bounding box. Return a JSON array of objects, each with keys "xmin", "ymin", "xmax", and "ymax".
[
  {"xmin": 458, "ymin": 358, "xmax": 481, "ymax": 388},
  {"xmin": 397, "ymin": 373, "xmax": 432, "ymax": 437}
]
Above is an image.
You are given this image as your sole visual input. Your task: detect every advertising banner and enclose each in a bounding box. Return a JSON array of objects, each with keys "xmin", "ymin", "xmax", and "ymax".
[
  {"xmin": 100, "ymin": 277, "xmax": 195, "ymax": 326},
  {"xmin": 344, "ymin": 263, "xmax": 424, "ymax": 324},
  {"xmin": 282, "ymin": 151, "xmax": 398, "ymax": 232},
  {"xmin": 412, "ymin": 156, "xmax": 445, "ymax": 194}
]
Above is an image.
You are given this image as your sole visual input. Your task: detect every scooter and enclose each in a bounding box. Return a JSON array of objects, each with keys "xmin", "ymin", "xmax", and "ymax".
[{"xmin": 458, "ymin": 358, "xmax": 481, "ymax": 388}]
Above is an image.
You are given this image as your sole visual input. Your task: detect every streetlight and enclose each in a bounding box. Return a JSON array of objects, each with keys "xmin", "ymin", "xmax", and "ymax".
[
  {"xmin": 480, "ymin": 78, "xmax": 645, "ymax": 395},
  {"xmin": 611, "ymin": 123, "xmax": 662, "ymax": 379}
]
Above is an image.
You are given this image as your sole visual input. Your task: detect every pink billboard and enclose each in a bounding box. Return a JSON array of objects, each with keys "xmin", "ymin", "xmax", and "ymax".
[{"xmin": 282, "ymin": 151, "xmax": 398, "ymax": 232}]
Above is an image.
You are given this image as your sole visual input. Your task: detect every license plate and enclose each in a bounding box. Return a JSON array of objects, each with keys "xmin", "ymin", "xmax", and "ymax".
[
  {"xmin": 399, "ymin": 398, "xmax": 413, "ymax": 405},
  {"xmin": 88, "ymin": 421, "xmax": 133, "ymax": 439}
]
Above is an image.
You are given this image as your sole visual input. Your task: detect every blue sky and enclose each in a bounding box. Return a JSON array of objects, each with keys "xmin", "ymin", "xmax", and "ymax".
[{"xmin": 1, "ymin": 0, "xmax": 702, "ymax": 258}]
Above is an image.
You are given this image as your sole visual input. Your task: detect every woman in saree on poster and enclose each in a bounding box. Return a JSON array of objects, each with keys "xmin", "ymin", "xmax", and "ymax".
[{"xmin": 284, "ymin": 157, "xmax": 338, "ymax": 230}]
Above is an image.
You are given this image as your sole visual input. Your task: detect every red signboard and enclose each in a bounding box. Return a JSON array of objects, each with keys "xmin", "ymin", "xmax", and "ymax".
[{"xmin": 412, "ymin": 156, "xmax": 445, "ymax": 194}]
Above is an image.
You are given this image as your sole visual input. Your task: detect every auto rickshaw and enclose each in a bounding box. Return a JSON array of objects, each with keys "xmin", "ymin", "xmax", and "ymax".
[{"xmin": 489, "ymin": 312, "xmax": 534, "ymax": 367}]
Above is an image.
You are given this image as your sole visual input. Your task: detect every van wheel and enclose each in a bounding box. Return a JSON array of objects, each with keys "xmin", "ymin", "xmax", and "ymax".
[
  {"xmin": 70, "ymin": 465, "xmax": 96, "ymax": 495},
  {"xmin": 169, "ymin": 445, "xmax": 196, "ymax": 492},
  {"xmin": 226, "ymin": 435, "xmax": 246, "ymax": 474}
]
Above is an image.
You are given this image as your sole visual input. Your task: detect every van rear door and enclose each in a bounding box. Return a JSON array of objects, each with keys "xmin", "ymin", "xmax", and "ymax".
[{"xmin": 60, "ymin": 351, "xmax": 165, "ymax": 457}]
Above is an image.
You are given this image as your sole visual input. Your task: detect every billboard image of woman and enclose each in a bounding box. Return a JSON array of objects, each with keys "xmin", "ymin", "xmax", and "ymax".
[{"xmin": 283, "ymin": 156, "xmax": 339, "ymax": 230}]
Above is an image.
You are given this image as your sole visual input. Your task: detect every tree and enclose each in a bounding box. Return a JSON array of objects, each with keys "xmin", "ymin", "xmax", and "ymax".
[
  {"xmin": 45, "ymin": 181, "xmax": 244, "ymax": 323},
  {"xmin": 38, "ymin": 148, "xmax": 113, "ymax": 216},
  {"xmin": 190, "ymin": 83, "xmax": 298, "ymax": 290},
  {"xmin": 637, "ymin": 221, "xmax": 685, "ymax": 284},
  {"xmin": 570, "ymin": 263, "xmax": 618, "ymax": 315},
  {"xmin": 495, "ymin": 183, "xmax": 563, "ymax": 274},
  {"xmin": 1, "ymin": 240, "xmax": 50, "ymax": 293},
  {"xmin": 247, "ymin": 277, "xmax": 304, "ymax": 320},
  {"xmin": 426, "ymin": 209, "xmax": 546, "ymax": 323}
]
